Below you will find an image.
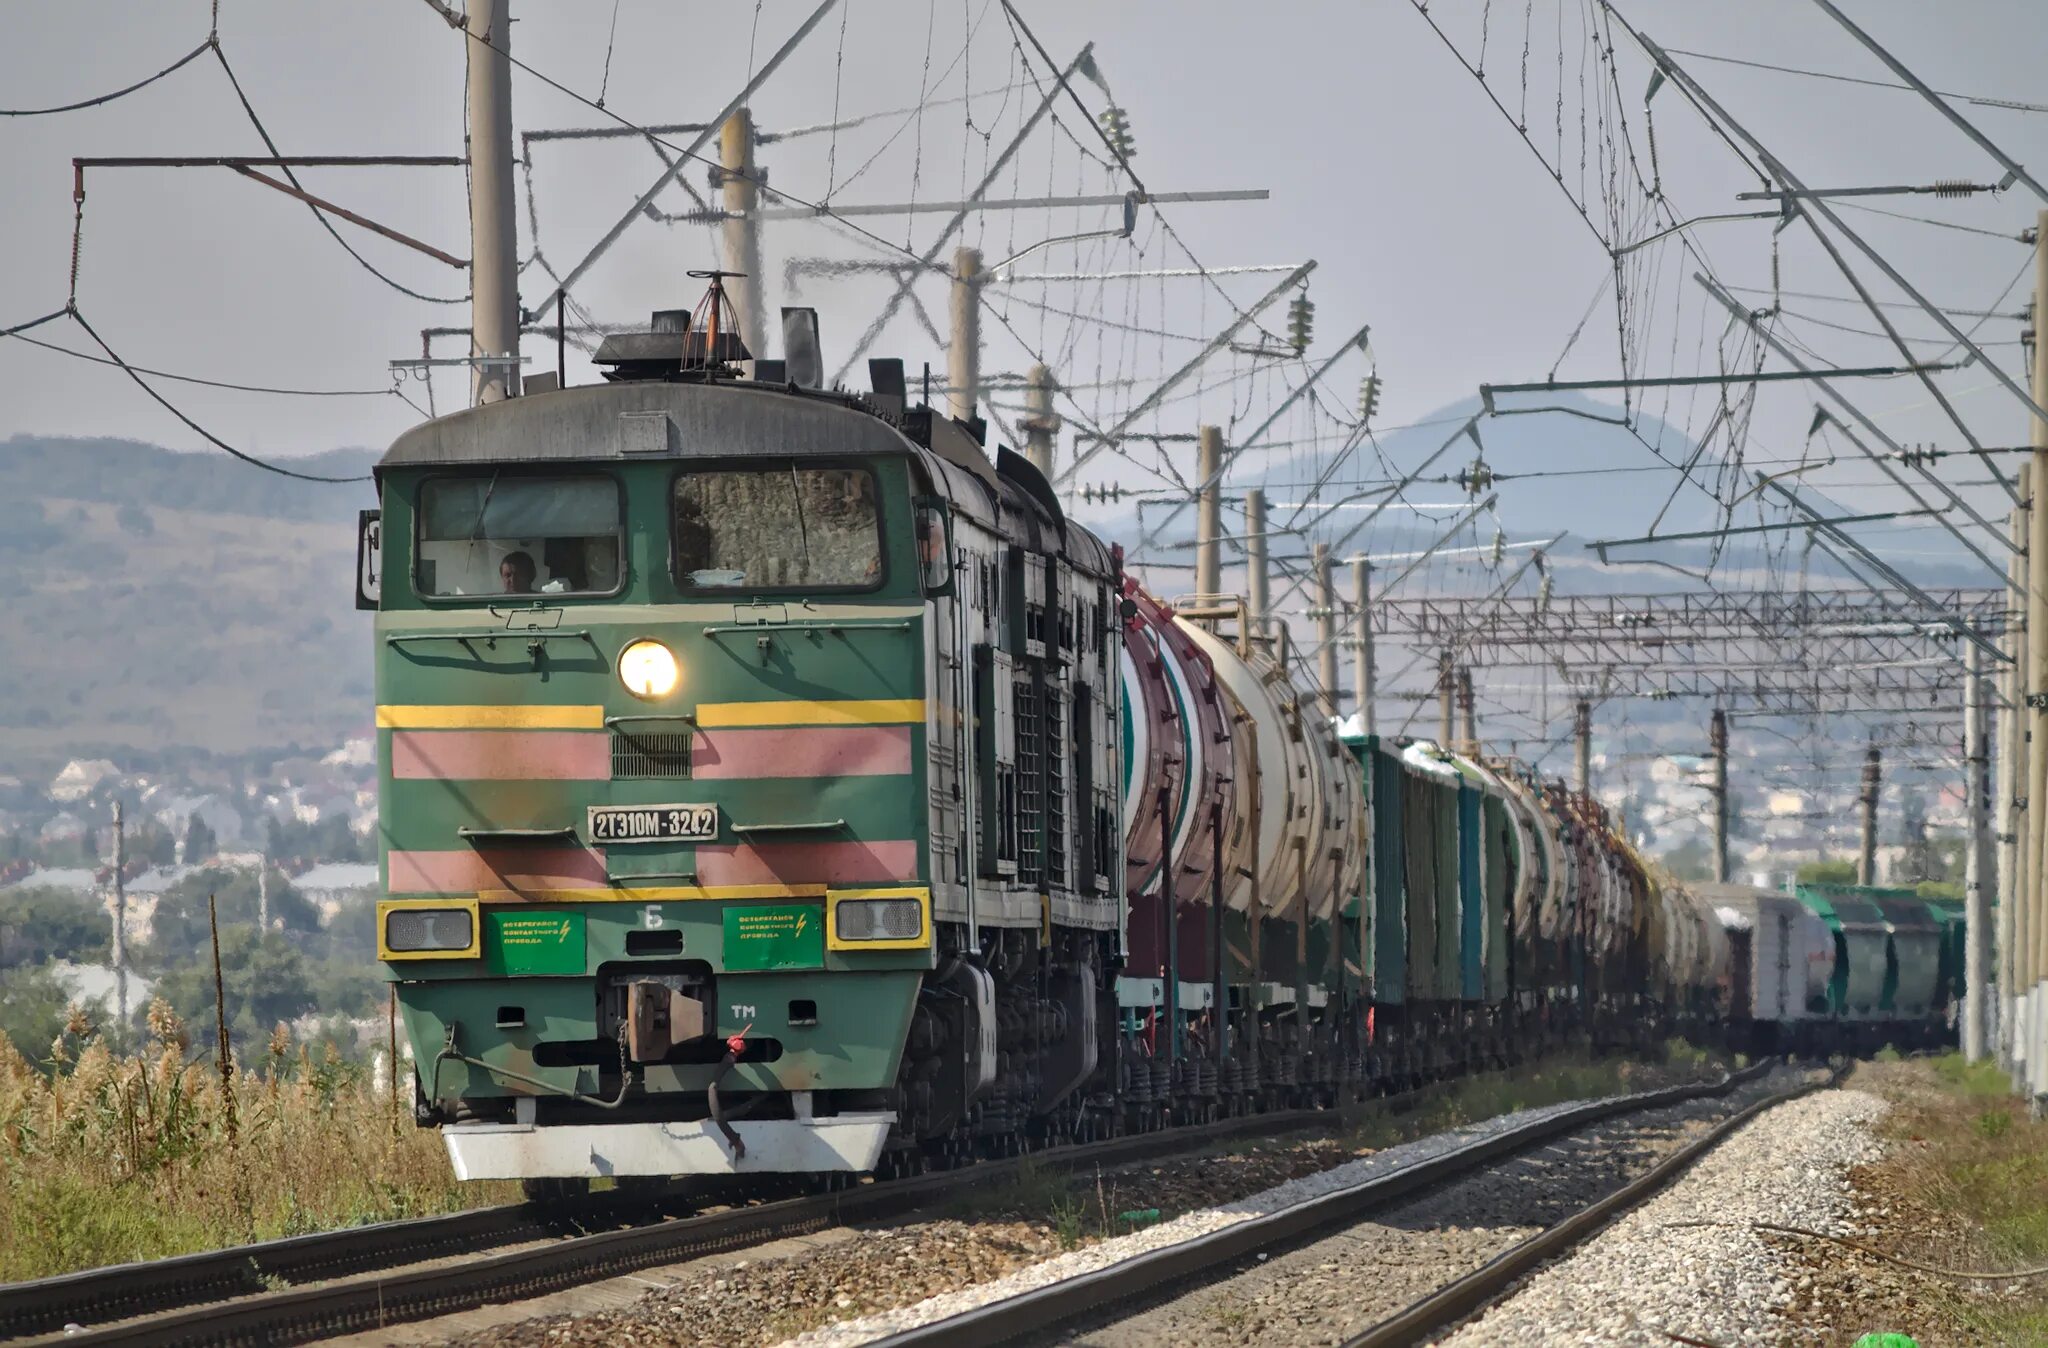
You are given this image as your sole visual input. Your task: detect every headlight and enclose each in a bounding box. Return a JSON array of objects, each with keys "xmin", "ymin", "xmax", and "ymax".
[
  {"xmin": 384, "ymin": 907, "xmax": 476, "ymax": 954},
  {"xmin": 834, "ymin": 897, "xmax": 925, "ymax": 943},
  {"xmin": 618, "ymin": 639, "xmax": 680, "ymax": 699}
]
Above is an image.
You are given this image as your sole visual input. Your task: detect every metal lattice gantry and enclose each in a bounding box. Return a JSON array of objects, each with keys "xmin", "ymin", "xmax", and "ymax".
[{"xmin": 1369, "ymin": 586, "xmax": 2011, "ymax": 718}]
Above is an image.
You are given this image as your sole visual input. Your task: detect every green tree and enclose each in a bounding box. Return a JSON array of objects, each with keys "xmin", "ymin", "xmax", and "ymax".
[
  {"xmin": 1797, "ymin": 858, "xmax": 1858, "ymax": 885},
  {"xmin": 154, "ymin": 925, "xmax": 317, "ymax": 1050},
  {"xmin": 182, "ymin": 813, "xmax": 216, "ymax": 864},
  {"xmin": 145, "ymin": 867, "xmax": 318, "ymax": 968},
  {"xmin": 1660, "ymin": 838, "xmax": 1712, "ymax": 882},
  {"xmin": 131, "ymin": 819, "xmax": 177, "ymax": 867},
  {"xmin": 0, "ymin": 963, "xmax": 77, "ymax": 1063},
  {"xmin": 0, "ymin": 887, "xmax": 110, "ymax": 969}
]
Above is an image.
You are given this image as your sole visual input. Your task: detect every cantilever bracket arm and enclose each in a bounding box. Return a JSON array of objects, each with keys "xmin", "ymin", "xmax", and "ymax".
[{"xmin": 1480, "ymin": 362, "xmax": 1962, "ymax": 415}]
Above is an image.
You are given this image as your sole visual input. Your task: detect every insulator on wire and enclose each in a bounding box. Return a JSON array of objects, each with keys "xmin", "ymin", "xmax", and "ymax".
[
  {"xmin": 1537, "ymin": 571, "xmax": 1554, "ymax": 614},
  {"xmin": 1358, "ymin": 373, "xmax": 1382, "ymax": 424},
  {"xmin": 1286, "ymin": 292, "xmax": 1315, "ymax": 354},
  {"xmin": 1099, "ymin": 106, "xmax": 1137, "ymax": 161},
  {"xmin": 1931, "ymin": 179, "xmax": 1978, "ymax": 198},
  {"xmin": 1491, "ymin": 529, "xmax": 1507, "ymax": 568}
]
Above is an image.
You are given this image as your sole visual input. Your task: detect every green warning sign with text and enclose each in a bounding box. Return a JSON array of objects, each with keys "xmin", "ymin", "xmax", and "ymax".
[
  {"xmin": 722, "ymin": 905, "xmax": 824, "ymax": 971},
  {"xmin": 487, "ymin": 910, "xmax": 585, "ymax": 976}
]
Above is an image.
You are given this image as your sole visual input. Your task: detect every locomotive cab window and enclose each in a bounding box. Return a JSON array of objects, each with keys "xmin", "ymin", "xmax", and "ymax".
[
  {"xmin": 673, "ymin": 465, "xmax": 883, "ymax": 592},
  {"xmin": 416, "ymin": 474, "xmax": 623, "ymax": 598}
]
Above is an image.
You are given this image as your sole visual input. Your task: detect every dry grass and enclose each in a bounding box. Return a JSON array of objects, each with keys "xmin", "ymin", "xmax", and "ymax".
[
  {"xmin": 1842, "ymin": 1054, "xmax": 2048, "ymax": 1345},
  {"xmin": 0, "ymin": 999, "xmax": 516, "ymax": 1282}
]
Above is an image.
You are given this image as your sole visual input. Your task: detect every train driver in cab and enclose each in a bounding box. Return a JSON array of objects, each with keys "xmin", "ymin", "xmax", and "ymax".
[{"xmin": 499, "ymin": 550, "xmax": 538, "ymax": 594}]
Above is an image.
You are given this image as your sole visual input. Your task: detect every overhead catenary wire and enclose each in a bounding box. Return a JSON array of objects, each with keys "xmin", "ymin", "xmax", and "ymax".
[
  {"xmin": 1663, "ymin": 46, "xmax": 2048, "ymax": 117},
  {"xmin": 3, "ymin": 327, "xmax": 407, "ymax": 397},
  {"xmin": 66, "ymin": 308, "xmax": 370, "ymax": 484},
  {"xmin": 207, "ymin": 42, "xmax": 466, "ymax": 306},
  {"xmin": 0, "ymin": 38, "xmax": 214, "ymax": 116},
  {"xmin": 430, "ymin": 0, "xmax": 1136, "ymax": 478}
]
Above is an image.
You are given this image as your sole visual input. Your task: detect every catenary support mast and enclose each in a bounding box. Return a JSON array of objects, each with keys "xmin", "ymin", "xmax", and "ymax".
[
  {"xmin": 948, "ymin": 247, "xmax": 982, "ymax": 424},
  {"xmin": 1244, "ymin": 488, "xmax": 1270, "ymax": 634},
  {"xmin": 1858, "ymin": 748, "xmax": 1883, "ymax": 885},
  {"xmin": 1967, "ymin": 639, "xmax": 1992, "ymax": 1061},
  {"xmin": 1710, "ymin": 709, "xmax": 1730, "ymax": 885},
  {"xmin": 1315, "ymin": 543, "xmax": 1337, "ymax": 715},
  {"xmin": 466, "ymin": 0, "xmax": 519, "ymax": 404},
  {"xmin": 1352, "ymin": 559, "xmax": 1374, "ymax": 735},
  {"xmin": 1195, "ymin": 426, "xmax": 1223, "ymax": 600},
  {"xmin": 719, "ymin": 109, "xmax": 767, "ymax": 362}
]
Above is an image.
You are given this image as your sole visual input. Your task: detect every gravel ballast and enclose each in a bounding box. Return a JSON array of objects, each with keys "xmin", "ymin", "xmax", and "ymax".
[
  {"xmin": 781, "ymin": 1080, "xmax": 1778, "ymax": 1348},
  {"xmin": 1437, "ymin": 1085, "xmax": 1888, "ymax": 1347}
]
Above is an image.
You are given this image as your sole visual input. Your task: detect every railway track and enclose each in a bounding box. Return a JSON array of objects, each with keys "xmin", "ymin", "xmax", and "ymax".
[
  {"xmin": 859, "ymin": 1060, "xmax": 1802, "ymax": 1347},
  {"xmin": 2, "ymin": 1059, "xmax": 1551, "ymax": 1347},
  {"xmin": 1343, "ymin": 1063, "xmax": 1842, "ymax": 1348}
]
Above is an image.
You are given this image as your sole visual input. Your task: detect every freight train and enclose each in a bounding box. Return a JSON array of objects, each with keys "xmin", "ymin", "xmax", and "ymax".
[{"xmin": 361, "ymin": 285, "xmax": 1961, "ymax": 1185}]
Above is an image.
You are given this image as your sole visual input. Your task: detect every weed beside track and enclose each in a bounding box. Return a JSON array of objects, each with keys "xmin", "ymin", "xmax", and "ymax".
[{"xmin": 0, "ymin": 1000, "xmax": 516, "ymax": 1282}]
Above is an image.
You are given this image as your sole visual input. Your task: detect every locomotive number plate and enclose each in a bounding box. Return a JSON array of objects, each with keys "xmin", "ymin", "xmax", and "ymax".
[{"xmin": 588, "ymin": 803, "xmax": 719, "ymax": 843}]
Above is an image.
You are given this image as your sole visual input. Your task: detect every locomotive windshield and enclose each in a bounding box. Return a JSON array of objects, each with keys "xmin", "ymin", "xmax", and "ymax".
[
  {"xmin": 416, "ymin": 474, "xmax": 623, "ymax": 598},
  {"xmin": 673, "ymin": 465, "xmax": 883, "ymax": 592}
]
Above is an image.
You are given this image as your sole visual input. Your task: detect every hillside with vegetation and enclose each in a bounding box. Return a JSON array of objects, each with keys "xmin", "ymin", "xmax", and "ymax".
[{"xmin": 0, "ymin": 436, "xmax": 380, "ymax": 770}]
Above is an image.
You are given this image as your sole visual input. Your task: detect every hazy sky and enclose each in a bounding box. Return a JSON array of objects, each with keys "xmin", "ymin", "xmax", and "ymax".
[{"xmin": 3, "ymin": 0, "xmax": 2045, "ymax": 545}]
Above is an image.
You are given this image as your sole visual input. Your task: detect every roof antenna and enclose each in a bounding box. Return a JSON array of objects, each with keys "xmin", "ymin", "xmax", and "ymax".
[
  {"xmin": 683, "ymin": 269, "xmax": 752, "ymax": 372},
  {"xmin": 922, "ymin": 362, "xmax": 931, "ymax": 409}
]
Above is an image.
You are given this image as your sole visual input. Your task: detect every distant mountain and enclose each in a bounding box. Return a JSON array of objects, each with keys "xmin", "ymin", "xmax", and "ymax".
[{"xmin": 0, "ymin": 436, "xmax": 380, "ymax": 772}]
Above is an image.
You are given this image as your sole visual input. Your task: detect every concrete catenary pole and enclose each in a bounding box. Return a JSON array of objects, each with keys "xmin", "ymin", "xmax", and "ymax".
[
  {"xmin": 1352, "ymin": 558, "xmax": 1374, "ymax": 736},
  {"xmin": 465, "ymin": 0, "xmax": 520, "ymax": 405},
  {"xmin": 2025, "ymin": 209, "xmax": 2048, "ymax": 1095},
  {"xmin": 1314, "ymin": 543, "xmax": 1337, "ymax": 715},
  {"xmin": 1195, "ymin": 426, "xmax": 1223, "ymax": 600},
  {"xmin": 2031, "ymin": 209, "xmax": 2048, "ymax": 1032},
  {"xmin": 719, "ymin": 108, "xmax": 767, "ymax": 362},
  {"xmin": 2003, "ymin": 467, "xmax": 2030, "ymax": 1068},
  {"xmin": 1022, "ymin": 362, "xmax": 1059, "ymax": 476},
  {"xmin": 947, "ymin": 247, "xmax": 982, "ymax": 424},
  {"xmin": 1437, "ymin": 650, "xmax": 1455, "ymax": 747},
  {"xmin": 1710, "ymin": 709, "xmax": 1730, "ymax": 885},
  {"xmin": 1967, "ymin": 639, "xmax": 1992, "ymax": 1061},
  {"xmin": 1574, "ymin": 700, "xmax": 1593, "ymax": 802},
  {"xmin": 1858, "ymin": 747, "xmax": 1883, "ymax": 886},
  {"xmin": 1456, "ymin": 667, "xmax": 1477, "ymax": 756},
  {"xmin": 110, "ymin": 801, "xmax": 127, "ymax": 1035},
  {"xmin": 1243, "ymin": 488, "xmax": 1270, "ymax": 633}
]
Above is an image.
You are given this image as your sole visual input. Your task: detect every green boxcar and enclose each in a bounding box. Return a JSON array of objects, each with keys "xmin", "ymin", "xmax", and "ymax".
[{"xmin": 1359, "ymin": 738, "xmax": 1408, "ymax": 1004}]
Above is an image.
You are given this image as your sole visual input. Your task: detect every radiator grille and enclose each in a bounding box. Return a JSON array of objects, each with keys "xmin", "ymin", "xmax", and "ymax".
[
  {"xmin": 1016, "ymin": 679, "xmax": 1043, "ymax": 886},
  {"xmin": 611, "ymin": 731, "xmax": 693, "ymax": 779}
]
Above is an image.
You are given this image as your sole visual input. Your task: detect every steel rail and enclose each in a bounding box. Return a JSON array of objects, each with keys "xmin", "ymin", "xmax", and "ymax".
[
  {"xmin": 867, "ymin": 1061, "xmax": 1778, "ymax": 1347},
  {"xmin": 5, "ymin": 1063, "xmax": 1537, "ymax": 1345},
  {"xmin": 1340, "ymin": 1063, "xmax": 1842, "ymax": 1348}
]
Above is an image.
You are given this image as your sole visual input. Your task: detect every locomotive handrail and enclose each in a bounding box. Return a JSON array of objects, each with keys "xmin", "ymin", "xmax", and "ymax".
[
  {"xmin": 729, "ymin": 818, "xmax": 847, "ymax": 835},
  {"xmin": 386, "ymin": 630, "xmax": 600, "ymax": 652},
  {"xmin": 699, "ymin": 619, "xmax": 915, "ymax": 636},
  {"xmin": 605, "ymin": 712, "xmax": 697, "ymax": 726},
  {"xmin": 457, "ymin": 825, "xmax": 579, "ymax": 841}
]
